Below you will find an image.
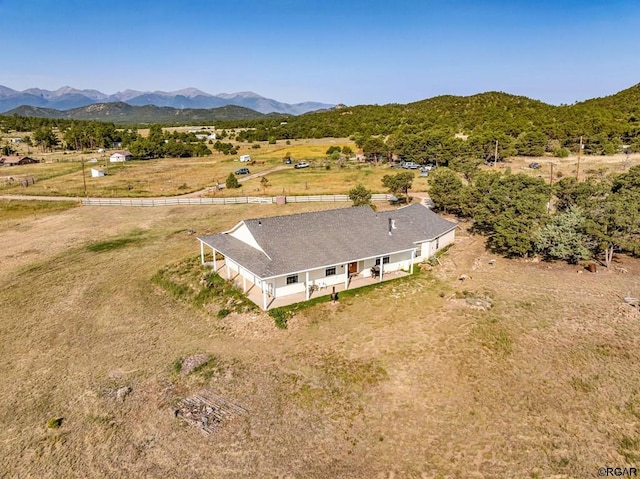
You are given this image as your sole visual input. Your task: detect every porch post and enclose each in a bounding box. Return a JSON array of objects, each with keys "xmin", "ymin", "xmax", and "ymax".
[
  {"xmin": 212, "ymin": 248, "xmax": 217, "ymax": 271},
  {"xmin": 410, "ymin": 249, "xmax": 415, "ymax": 274},
  {"xmin": 225, "ymin": 261, "xmax": 230, "ymax": 280},
  {"xmin": 379, "ymin": 257, "xmax": 383, "ymax": 282},
  {"xmin": 262, "ymin": 283, "xmax": 267, "ymax": 310},
  {"xmin": 242, "ymin": 266, "xmax": 247, "ymax": 292},
  {"xmin": 344, "ymin": 263, "xmax": 349, "ymax": 289},
  {"xmin": 200, "ymin": 241, "xmax": 205, "ymax": 265},
  {"xmin": 305, "ymin": 271, "xmax": 310, "ymax": 300}
]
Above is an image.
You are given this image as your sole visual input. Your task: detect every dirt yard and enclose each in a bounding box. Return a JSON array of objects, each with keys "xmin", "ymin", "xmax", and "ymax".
[{"xmin": 1, "ymin": 203, "xmax": 639, "ymax": 478}]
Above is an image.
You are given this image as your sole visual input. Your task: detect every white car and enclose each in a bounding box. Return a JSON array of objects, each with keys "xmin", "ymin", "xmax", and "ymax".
[{"xmin": 294, "ymin": 162, "xmax": 310, "ymax": 169}]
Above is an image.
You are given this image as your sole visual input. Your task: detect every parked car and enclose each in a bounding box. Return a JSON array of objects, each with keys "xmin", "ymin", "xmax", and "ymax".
[
  {"xmin": 294, "ymin": 162, "xmax": 310, "ymax": 169},
  {"xmin": 403, "ymin": 162, "xmax": 419, "ymax": 169},
  {"xmin": 529, "ymin": 162, "xmax": 541, "ymax": 169},
  {"xmin": 235, "ymin": 168, "xmax": 250, "ymax": 175}
]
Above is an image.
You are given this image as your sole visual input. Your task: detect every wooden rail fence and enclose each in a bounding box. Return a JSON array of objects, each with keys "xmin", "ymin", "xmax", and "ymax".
[{"xmin": 82, "ymin": 194, "xmax": 392, "ymax": 207}]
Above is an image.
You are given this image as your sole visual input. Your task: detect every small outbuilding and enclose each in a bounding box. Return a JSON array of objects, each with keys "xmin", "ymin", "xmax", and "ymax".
[
  {"xmin": 90, "ymin": 168, "xmax": 105, "ymax": 177},
  {"xmin": 109, "ymin": 150, "xmax": 133, "ymax": 162}
]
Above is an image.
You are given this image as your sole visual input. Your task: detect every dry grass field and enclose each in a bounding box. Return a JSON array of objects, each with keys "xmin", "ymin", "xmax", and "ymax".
[
  {"xmin": 2, "ymin": 138, "xmax": 403, "ymax": 198},
  {"xmin": 2, "ymin": 131, "xmax": 639, "ymax": 199},
  {"xmin": 484, "ymin": 152, "xmax": 640, "ymax": 181},
  {"xmin": 1, "ymin": 200, "xmax": 640, "ymax": 478}
]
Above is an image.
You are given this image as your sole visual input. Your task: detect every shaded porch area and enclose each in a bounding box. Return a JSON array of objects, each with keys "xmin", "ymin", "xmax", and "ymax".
[{"xmin": 204, "ymin": 259, "xmax": 410, "ymax": 310}]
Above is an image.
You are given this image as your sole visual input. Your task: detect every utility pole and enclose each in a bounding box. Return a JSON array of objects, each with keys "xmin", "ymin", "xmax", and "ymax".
[
  {"xmin": 81, "ymin": 158, "xmax": 87, "ymax": 197},
  {"xmin": 494, "ymin": 140, "xmax": 498, "ymax": 167},
  {"xmin": 576, "ymin": 135, "xmax": 583, "ymax": 180},
  {"xmin": 548, "ymin": 163, "xmax": 554, "ymax": 213}
]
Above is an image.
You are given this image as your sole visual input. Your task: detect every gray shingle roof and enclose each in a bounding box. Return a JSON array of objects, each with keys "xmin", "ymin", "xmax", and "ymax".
[{"xmin": 198, "ymin": 203, "xmax": 456, "ymax": 278}]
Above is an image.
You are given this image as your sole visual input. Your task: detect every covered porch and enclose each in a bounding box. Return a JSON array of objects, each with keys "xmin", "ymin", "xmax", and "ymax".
[{"xmin": 204, "ymin": 258, "xmax": 411, "ymax": 310}]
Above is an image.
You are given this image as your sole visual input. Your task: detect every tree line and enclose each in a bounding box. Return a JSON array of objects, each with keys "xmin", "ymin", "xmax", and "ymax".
[
  {"xmin": 0, "ymin": 117, "xmax": 211, "ymax": 158},
  {"xmin": 428, "ymin": 166, "xmax": 640, "ymax": 266}
]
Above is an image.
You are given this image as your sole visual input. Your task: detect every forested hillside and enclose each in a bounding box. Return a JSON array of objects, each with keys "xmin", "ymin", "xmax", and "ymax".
[
  {"xmin": 2, "ymin": 83, "xmax": 640, "ymax": 161},
  {"xmin": 231, "ymin": 85, "xmax": 640, "ymax": 159}
]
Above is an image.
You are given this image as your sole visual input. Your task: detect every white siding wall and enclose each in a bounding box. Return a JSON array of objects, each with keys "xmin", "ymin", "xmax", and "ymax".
[
  {"xmin": 360, "ymin": 251, "xmax": 414, "ymax": 277},
  {"xmin": 426, "ymin": 229, "xmax": 456, "ymax": 256},
  {"xmin": 271, "ymin": 264, "xmax": 349, "ymax": 297},
  {"xmin": 241, "ymin": 228, "xmax": 456, "ymax": 300},
  {"xmin": 273, "ymin": 274, "xmax": 306, "ymax": 296},
  {"xmin": 226, "ymin": 257, "xmax": 240, "ymax": 274},
  {"xmin": 110, "ymin": 154, "xmax": 128, "ymax": 162}
]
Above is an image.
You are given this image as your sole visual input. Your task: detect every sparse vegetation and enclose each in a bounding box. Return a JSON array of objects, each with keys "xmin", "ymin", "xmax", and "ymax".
[
  {"xmin": 152, "ymin": 256, "xmax": 256, "ymax": 314},
  {"xmin": 85, "ymin": 229, "xmax": 147, "ymax": 252},
  {"xmin": 1, "ymin": 169, "xmax": 640, "ymax": 478}
]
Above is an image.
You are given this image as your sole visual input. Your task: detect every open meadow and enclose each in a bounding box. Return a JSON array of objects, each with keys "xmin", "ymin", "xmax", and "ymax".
[
  {"xmin": 3, "ymin": 131, "xmax": 639, "ymax": 199},
  {"xmin": 1, "ymin": 200, "xmax": 639, "ymax": 478},
  {"xmin": 1, "ymin": 138, "xmax": 417, "ymax": 198}
]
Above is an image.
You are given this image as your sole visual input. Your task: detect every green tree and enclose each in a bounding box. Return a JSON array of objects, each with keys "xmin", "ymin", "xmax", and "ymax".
[
  {"xmin": 33, "ymin": 127, "xmax": 59, "ymax": 152},
  {"xmin": 362, "ymin": 136, "xmax": 387, "ymax": 162},
  {"xmin": 515, "ymin": 130, "xmax": 547, "ymax": 156},
  {"xmin": 382, "ymin": 171, "xmax": 414, "ymax": 198},
  {"xmin": 583, "ymin": 168, "xmax": 640, "ymax": 267},
  {"xmin": 472, "ymin": 172, "xmax": 549, "ymax": 257},
  {"xmin": 448, "ymin": 156, "xmax": 482, "ymax": 183},
  {"xmin": 535, "ymin": 207, "xmax": 592, "ymax": 263},
  {"xmin": 1, "ymin": 144, "xmax": 16, "ymax": 156},
  {"xmin": 326, "ymin": 146, "xmax": 341, "ymax": 155},
  {"xmin": 427, "ymin": 167, "xmax": 467, "ymax": 215},
  {"xmin": 341, "ymin": 146, "xmax": 354, "ymax": 157},
  {"xmin": 349, "ymin": 183, "xmax": 372, "ymax": 207},
  {"xmin": 329, "ymin": 150, "xmax": 341, "ymax": 161},
  {"xmin": 226, "ymin": 172, "xmax": 240, "ymax": 189}
]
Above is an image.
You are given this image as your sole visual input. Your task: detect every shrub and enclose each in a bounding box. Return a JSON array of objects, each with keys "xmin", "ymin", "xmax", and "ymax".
[
  {"xmin": 269, "ymin": 309, "xmax": 291, "ymax": 329},
  {"xmin": 47, "ymin": 417, "xmax": 63, "ymax": 429}
]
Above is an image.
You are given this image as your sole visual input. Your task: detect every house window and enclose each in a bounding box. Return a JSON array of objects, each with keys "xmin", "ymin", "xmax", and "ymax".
[
  {"xmin": 286, "ymin": 275, "xmax": 299, "ymax": 285},
  {"xmin": 375, "ymin": 256, "xmax": 390, "ymax": 266},
  {"xmin": 416, "ymin": 244, "xmax": 422, "ymax": 257},
  {"xmin": 325, "ymin": 267, "xmax": 336, "ymax": 276},
  {"xmin": 436, "ymin": 238, "xmax": 440, "ymax": 250}
]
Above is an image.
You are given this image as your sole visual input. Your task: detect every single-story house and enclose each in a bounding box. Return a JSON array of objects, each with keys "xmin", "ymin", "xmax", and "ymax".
[
  {"xmin": 0, "ymin": 156, "xmax": 39, "ymax": 166},
  {"xmin": 198, "ymin": 204, "xmax": 456, "ymax": 310},
  {"xmin": 109, "ymin": 150, "xmax": 133, "ymax": 162},
  {"xmin": 195, "ymin": 133, "xmax": 217, "ymax": 140},
  {"xmin": 90, "ymin": 167, "xmax": 105, "ymax": 177}
]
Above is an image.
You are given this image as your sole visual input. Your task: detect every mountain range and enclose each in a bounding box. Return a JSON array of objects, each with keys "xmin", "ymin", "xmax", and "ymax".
[
  {"xmin": 0, "ymin": 86, "xmax": 334, "ymax": 115},
  {"xmin": 4, "ymin": 102, "xmax": 272, "ymax": 124}
]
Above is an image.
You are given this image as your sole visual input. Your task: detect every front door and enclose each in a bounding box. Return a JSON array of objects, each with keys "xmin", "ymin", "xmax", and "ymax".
[{"xmin": 348, "ymin": 262, "xmax": 358, "ymax": 275}]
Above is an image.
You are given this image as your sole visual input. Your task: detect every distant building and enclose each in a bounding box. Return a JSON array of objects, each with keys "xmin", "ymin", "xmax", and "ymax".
[
  {"xmin": 90, "ymin": 168, "xmax": 105, "ymax": 177},
  {"xmin": 239, "ymin": 154, "xmax": 251, "ymax": 162},
  {"xmin": 10, "ymin": 138, "xmax": 22, "ymax": 143},
  {"xmin": 109, "ymin": 150, "xmax": 133, "ymax": 162}
]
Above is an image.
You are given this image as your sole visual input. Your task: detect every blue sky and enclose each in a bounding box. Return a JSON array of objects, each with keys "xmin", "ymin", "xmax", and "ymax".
[{"xmin": 1, "ymin": 0, "xmax": 639, "ymax": 105}]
